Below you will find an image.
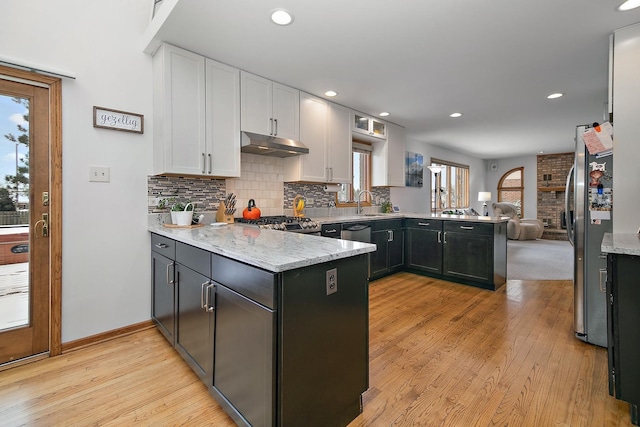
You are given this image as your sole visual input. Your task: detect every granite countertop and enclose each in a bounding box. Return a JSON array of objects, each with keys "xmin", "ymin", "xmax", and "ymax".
[
  {"xmin": 601, "ymin": 233, "xmax": 640, "ymax": 256},
  {"xmin": 314, "ymin": 213, "xmax": 510, "ymax": 224},
  {"xmin": 149, "ymin": 222, "xmax": 376, "ymax": 273}
]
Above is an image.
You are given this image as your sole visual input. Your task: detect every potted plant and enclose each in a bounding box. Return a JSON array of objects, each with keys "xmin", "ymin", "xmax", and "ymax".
[{"xmin": 158, "ymin": 198, "xmax": 195, "ymax": 225}]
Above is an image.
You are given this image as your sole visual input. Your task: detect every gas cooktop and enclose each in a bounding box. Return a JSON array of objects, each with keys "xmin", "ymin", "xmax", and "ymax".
[{"xmin": 236, "ymin": 216, "xmax": 321, "ymax": 233}]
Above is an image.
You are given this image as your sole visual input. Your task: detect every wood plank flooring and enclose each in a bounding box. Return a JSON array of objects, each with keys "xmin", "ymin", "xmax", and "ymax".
[{"xmin": 0, "ymin": 273, "xmax": 633, "ymax": 426}]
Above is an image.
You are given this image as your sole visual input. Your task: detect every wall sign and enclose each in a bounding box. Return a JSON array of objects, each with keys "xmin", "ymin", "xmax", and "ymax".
[{"xmin": 93, "ymin": 106, "xmax": 144, "ymax": 134}]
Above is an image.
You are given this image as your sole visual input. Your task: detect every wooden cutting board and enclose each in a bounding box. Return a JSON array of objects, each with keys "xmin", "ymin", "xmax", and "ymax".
[{"xmin": 162, "ymin": 223, "xmax": 204, "ymax": 229}]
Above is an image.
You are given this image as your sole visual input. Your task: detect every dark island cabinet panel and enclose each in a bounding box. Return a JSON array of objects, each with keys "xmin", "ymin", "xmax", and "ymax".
[{"xmin": 607, "ymin": 253, "xmax": 640, "ymax": 426}]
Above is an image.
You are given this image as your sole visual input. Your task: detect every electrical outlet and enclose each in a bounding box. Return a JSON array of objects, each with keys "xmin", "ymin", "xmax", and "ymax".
[
  {"xmin": 148, "ymin": 197, "xmax": 159, "ymax": 207},
  {"xmin": 307, "ymin": 198, "xmax": 314, "ymax": 206},
  {"xmin": 89, "ymin": 165, "xmax": 110, "ymax": 182},
  {"xmin": 326, "ymin": 268, "xmax": 337, "ymax": 295}
]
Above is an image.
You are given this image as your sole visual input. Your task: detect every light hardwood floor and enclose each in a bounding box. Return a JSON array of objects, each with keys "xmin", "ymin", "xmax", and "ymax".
[{"xmin": 0, "ymin": 273, "xmax": 633, "ymax": 426}]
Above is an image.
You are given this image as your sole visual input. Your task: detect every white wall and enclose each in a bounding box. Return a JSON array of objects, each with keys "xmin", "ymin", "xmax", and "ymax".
[
  {"xmin": 1, "ymin": 0, "xmax": 154, "ymax": 342},
  {"xmin": 613, "ymin": 23, "xmax": 640, "ymax": 233},
  {"xmin": 390, "ymin": 136, "xmax": 487, "ymax": 214},
  {"xmin": 485, "ymin": 155, "xmax": 538, "ymax": 218}
]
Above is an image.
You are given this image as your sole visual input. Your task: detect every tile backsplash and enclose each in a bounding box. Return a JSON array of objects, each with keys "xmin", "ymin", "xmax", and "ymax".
[{"xmin": 148, "ymin": 152, "xmax": 390, "ymax": 217}]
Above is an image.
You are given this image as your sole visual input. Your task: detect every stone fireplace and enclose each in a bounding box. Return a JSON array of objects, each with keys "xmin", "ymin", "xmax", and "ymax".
[{"xmin": 537, "ymin": 152, "xmax": 573, "ymax": 240}]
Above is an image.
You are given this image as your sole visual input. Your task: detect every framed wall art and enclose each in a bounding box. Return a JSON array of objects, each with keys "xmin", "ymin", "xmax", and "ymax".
[{"xmin": 93, "ymin": 106, "xmax": 144, "ymax": 134}]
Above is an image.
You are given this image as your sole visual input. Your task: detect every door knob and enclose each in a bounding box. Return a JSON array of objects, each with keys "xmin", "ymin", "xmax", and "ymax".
[{"xmin": 34, "ymin": 213, "xmax": 49, "ymax": 238}]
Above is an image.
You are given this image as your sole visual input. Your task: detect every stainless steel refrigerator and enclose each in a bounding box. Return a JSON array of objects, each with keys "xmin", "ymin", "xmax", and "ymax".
[{"xmin": 565, "ymin": 124, "xmax": 613, "ymax": 348}]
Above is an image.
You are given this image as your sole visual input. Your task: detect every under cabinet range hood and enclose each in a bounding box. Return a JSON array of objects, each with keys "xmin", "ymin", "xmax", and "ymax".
[{"xmin": 241, "ymin": 132, "xmax": 309, "ymax": 157}]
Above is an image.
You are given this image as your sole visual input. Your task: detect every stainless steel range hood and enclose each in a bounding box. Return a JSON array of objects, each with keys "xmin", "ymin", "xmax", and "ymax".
[{"xmin": 241, "ymin": 132, "xmax": 309, "ymax": 157}]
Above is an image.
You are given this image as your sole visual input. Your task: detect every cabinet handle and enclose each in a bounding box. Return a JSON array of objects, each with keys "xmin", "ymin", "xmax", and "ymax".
[
  {"xmin": 418, "ymin": 222, "xmax": 430, "ymax": 226},
  {"xmin": 201, "ymin": 281, "xmax": 209, "ymax": 309},
  {"xmin": 443, "ymin": 231, "xmax": 447, "ymax": 243},
  {"xmin": 166, "ymin": 262, "xmax": 175, "ymax": 285},
  {"xmin": 270, "ymin": 118, "xmax": 274, "ymax": 135},
  {"xmin": 205, "ymin": 283, "xmax": 216, "ymax": 312},
  {"xmin": 155, "ymin": 243, "xmax": 169, "ymax": 249},
  {"xmin": 599, "ymin": 268, "xmax": 607, "ymax": 293},
  {"xmin": 438, "ymin": 231, "xmax": 442, "ymax": 243},
  {"xmin": 208, "ymin": 153, "xmax": 212, "ymax": 174},
  {"xmin": 326, "ymin": 228, "xmax": 337, "ymax": 233},
  {"xmin": 202, "ymin": 153, "xmax": 206, "ymax": 174},
  {"xmin": 388, "ymin": 230, "xmax": 394, "ymax": 242},
  {"xmin": 274, "ymin": 119, "xmax": 278, "ymax": 136},
  {"xmin": 460, "ymin": 226, "xmax": 474, "ymax": 230}
]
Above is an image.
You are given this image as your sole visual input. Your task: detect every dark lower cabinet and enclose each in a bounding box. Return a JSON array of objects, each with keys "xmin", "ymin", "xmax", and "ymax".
[
  {"xmin": 175, "ymin": 242, "xmax": 215, "ymax": 384},
  {"xmin": 370, "ymin": 219, "xmax": 404, "ymax": 280},
  {"xmin": 404, "ymin": 220, "xmax": 507, "ymax": 290},
  {"xmin": 606, "ymin": 253, "xmax": 640, "ymax": 426},
  {"xmin": 443, "ymin": 226, "xmax": 493, "ymax": 283},
  {"xmin": 214, "ymin": 284, "xmax": 275, "ymax": 427},
  {"xmin": 405, "ymin": 219, "xmax": 443, "ymax": 274},
  {"xmin": 151, "ymin": 234, "xmax": 176, "ymax": 345}
]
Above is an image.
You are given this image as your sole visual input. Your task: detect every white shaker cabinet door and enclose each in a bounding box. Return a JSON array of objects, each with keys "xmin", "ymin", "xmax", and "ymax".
[
  {"xmin": 386, "ymin": 122, "xmax": 406, "ymax": 187},
  {"xmin": 206, "ymin": 59, "xmax": 241, "ymax": 177},
  {"xmin": 240, "ymin": 71, "xmax": 273, "ymax": 135},
  {"xmin": 327, "ymin": 102, "xmax": 352, "ymax": 184},
  {"xmin": 153, "ymin": 43, "xmax": 206, "ymax": 175},
  {"xmin": 272, "ymin": 82, "xmax": 300, "ymax": 141}
]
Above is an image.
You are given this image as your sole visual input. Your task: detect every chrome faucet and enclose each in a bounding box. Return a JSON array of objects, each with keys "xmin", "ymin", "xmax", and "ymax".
[{"xmin": 357, "ymin": 190, "xmax": 373, "ymax": 214}]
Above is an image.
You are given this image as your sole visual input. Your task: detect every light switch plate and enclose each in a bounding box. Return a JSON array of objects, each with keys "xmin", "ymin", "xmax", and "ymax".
[{"xmin": 89, "ymin": 165, "xmax": 110, "ymax": 182}]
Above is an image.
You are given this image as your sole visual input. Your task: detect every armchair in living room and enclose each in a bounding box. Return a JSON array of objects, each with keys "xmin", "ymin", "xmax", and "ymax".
[{"xmin": 491, "ymin": 202, "xmax": 544, "ymax": 240}]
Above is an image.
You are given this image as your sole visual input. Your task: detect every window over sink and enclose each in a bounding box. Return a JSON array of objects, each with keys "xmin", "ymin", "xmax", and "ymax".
[{"xmin": 337, "ymin": 141, "xmax": 372, "ymax": 206}]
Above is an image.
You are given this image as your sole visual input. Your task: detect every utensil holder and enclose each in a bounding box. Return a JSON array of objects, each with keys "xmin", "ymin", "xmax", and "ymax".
[{"xmin": 216, "ymin": 201, "xmax": 235, "ymax": 223}]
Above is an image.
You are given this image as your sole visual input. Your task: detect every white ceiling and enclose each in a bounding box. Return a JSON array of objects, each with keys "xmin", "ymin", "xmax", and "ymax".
[{"xmin": 146, "ymin": 0, "xmax": 640, "ymax": 159}]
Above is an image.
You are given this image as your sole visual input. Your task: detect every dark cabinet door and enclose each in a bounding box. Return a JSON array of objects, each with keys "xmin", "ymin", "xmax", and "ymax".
[
  {"xmin": 175, "ymin": 264, "xmax": 214, "ymax": 384},
  {"xmin": 406, "ymin": 222, "xmax": 442, "ymax": 273},
  {"xmin": 607, "ymin": 254, "xmax": 640, "ymax": 424},
  {"xmin": 443, "ymin": 231, "xmax": 493, "ymax": 283},
  {"xmin": 151, "ymin": 251, "xmax": 175, "ymax": 345},
  {"xmin": 214, "ymin": 284, "xmax": 275, "ymax": 427},
  {"xmin": 370, "ymin": 230, "xmax": 390, "ymax": 278},
  {"xmin": 388, "ymin": 228, "xmax": 404, "ymax": 271}
]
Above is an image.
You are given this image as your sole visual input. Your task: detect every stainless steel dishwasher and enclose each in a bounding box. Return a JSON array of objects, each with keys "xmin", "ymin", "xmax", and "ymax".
[{"xmin": 341, "ymin": 223, "xmax": 371, "ymax": 243}]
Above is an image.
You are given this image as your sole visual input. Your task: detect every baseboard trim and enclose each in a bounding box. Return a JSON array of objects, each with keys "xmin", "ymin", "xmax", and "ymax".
[{"xmin": 61, "ymin": 320, "xmax": 155, "ymax": 354}]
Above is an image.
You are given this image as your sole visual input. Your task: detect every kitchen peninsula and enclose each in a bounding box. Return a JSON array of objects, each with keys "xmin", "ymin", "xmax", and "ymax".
[{"xmin": 149, "ymin": 221, "xmax": 375, "ymax": 427}]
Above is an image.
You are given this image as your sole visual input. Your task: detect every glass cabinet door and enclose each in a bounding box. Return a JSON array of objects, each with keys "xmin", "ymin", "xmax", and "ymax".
[
  {"xmin": 354, "ymin": 113, "xmax": 369, "ymax": 132},
  {"xmin": 372, "ymin": 119, "xmax": 386, "ymax": 137}
]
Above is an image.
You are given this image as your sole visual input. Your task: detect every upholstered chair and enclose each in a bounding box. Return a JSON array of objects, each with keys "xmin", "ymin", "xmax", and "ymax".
[{"xmin": 491, "ymin": 202, "xmax": 544, "ymax": 240}]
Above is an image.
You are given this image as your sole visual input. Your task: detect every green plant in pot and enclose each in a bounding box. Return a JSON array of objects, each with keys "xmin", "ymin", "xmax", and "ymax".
[
  {"xmin": 158, "ymin": 198, "xmax": 195, "ymax": 225},
  {"xmin": 381, "ymin": 201, "xmax": 393, "ymax": 214}
]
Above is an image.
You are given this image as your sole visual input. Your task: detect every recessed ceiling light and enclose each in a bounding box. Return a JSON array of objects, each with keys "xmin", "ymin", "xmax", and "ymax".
[
  {"xmin": 379, "ymin": 112, "xmax": 389, "ymax": 117},
  {"xmin": 539, "ymin": 150, "xmax": 545, "ymax": 154},
  {"xmin": 270, "ymin": 9, "xmax": 294, "ymax": 25},
  {"xmin": 618, "ymin": 0, "xmax": 640, "ymax": 11},
  {"xmin": 449, "ymin": 112, "xmax": 462, "ymax": 118},
  {"xmin": 547, "ymin": 92, "xmax": 564, "ymax": 99},
  {"xmin": 324, "ymin": 90, "xmax": 338, "ymax": 97}
]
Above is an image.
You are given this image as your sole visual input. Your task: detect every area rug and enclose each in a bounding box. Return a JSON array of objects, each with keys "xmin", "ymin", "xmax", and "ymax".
[{"xmin": 507, "ymin": 239, "xmax": 573, "ymax": 280}]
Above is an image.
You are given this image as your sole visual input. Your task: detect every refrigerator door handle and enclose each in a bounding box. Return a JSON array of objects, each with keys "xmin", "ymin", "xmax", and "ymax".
[{"xmin": 565, "ymin": 164, "xmax": 575, "ymax": 246}]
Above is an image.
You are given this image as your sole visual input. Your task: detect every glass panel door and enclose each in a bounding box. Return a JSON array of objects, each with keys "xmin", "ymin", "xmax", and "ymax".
[{"xmin": 0, "ymin": 94, "xmax": 30, "ymax": 331}]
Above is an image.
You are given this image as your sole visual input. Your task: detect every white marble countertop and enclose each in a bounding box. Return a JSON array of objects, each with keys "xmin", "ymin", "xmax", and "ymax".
[
  {"xmin": 149, "ymin": 221, "xmax": 376, "ymax": 273},
  {"xmin": 314, "ymin": 213, "xmax": 510, "ymax": 224},
  {"xmin": 601, "ymin": 233, "xmax": 640, "ymax": 256}
]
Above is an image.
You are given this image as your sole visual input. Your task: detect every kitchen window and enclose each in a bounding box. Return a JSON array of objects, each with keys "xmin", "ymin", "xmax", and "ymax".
[
  {"xmin": 337, "ymin": 141, "xmax": 372, "ymax": 205},
  {"xmin": 431, "ymin": 158, "xmax": 469, "ymax": 210}
]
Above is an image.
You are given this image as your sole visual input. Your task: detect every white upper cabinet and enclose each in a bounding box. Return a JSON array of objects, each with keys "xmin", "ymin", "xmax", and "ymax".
[
  {"xmin": 284, "ymin": 94, "xmax": 352, "ymax": 183},
  {"xmin": 205, "ymin": 59, "xmax": 241, "ymax": 177},
  {"xmin": 284, "ymin": 92, "xmax": 327, "ymax": 182},
  {"xmin": 326, "ymin": 102, "xmax": 352, "ymax": 183},
  {"xmin": 372, "ymin": 121, "xmax": 405, "ymax": 187},
  {"xmin": 152, "ymin": 43, "xmax": 241, "ymax": 177},
  {"xmin": 240, "ymin": 71, "xmax": 299, "ymax": 141},
  {"xmin": 352, "ymin": 112, "xmax": 386, "ymax": 140}
]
